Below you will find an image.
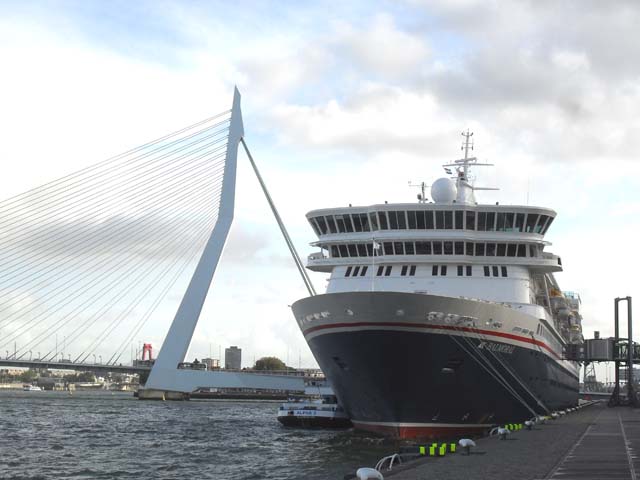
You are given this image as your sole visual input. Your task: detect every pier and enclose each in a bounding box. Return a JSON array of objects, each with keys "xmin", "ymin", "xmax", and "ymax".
[{"xmin": 367, "ymin": 402, "xmax": 639, "ymax": 479}]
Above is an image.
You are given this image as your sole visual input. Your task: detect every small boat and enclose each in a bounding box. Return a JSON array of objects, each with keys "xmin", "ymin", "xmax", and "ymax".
[
  {"xmin": 23, "ymin": 384, "xmax": 42, "ymax": 391},
  {"xmin": 277, "ymin": 383, "xmax": 352, "ymax": 428}
]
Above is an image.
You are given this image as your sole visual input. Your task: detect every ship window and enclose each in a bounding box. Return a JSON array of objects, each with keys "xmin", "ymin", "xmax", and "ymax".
[
  {"xmin": 525, "ymin": 214, "xmax": 539, "ymax": 233},
  {"xmin": 496, "ymin": 212, "xmax": 506, "ymax": 231},
  {"xmin": 394, "ymin": 242, "xmax": 405, "ymax": 255},
  {"xmin": 369, "ymin": 212, "xmax": 379, "ymax": 231},
  {"xmin": 457, "ymin": 265, "xmax": 464, "ymax": 276},
  {"xmin": 466, "ymin": 265, "xmax": 472, "ymax": 276},
  {"xmin": 397, "ymin": 211, "xmax": 407, "ymax": 229},
  {"xmin": 360, "ymin": 213, "xmax": 370, "ymax": 232},
  {"xmin": 492, "ymin": 266, "xmax": 499, "ymax": 277},
  {"xmin": 486, "ymin": 243, "xmax": 496, "ymax": 257},
  {"xmin": 335, "ymin": 215, "xmax": 347, "ymax": 233},
  {"xmin": 330, "ymin": 245, "xmax": 339, "ymax": 257},
  {"xmin": 433, "ymin": 241, "xmax": 443, "ymax": 255},
  {"xmin": 407, "ymin": 211, "xmax": 417, "ymax": 229},
  {"xmin": 367, "ymin": 243, "xmax": 375, "ymax": 257},
  {"xmin": 454, "ymin": 242, "xmax": 464, "ymax": 255},
  {"xmin": 444, "ymin": 211, "xmax": 453, "ymax": 229},
  {"xmin": 425, "ymin": 211, "xmax": 435, "ymax": 229},
  {"xmin": 432, "ymin": 265, "xmax": 438, "ymax": 276},
  {"xmin": 486, "ymin": 212, "xmax": 496, "ymax": 231},
  {"xmin": 497, "ymin": 243, "xmax": 506, "ymax": 256},
  {"xmin": 409, "ymin": 265, "xmax": 416, "ymax": 276},
  {"xmin": 541, "ymin": 216, "xmax": 554, "ymax": 234},
  {"xmin": 484, "ymin": 266, "xmax": 490, "ymax": 277},
  {"xmin": 436, "ymin": 211, "xmax": 445, "ymax": 229},
  {"xmin": 348, "ymin": 244, "xmax": 358, "ymax": 257},
  {"xmin": 405, "ymin": 242, "xmax": 415, "ymax": 255},
  {"xmin": 529, "ymin": 245, "xmax": 536, "ymax": 257},
  {"xmin": 401, "ymin": 265, "xmax": 408, "ymax": 276},
  {"xmin": 338, "ymin": 245, "xmax": 348, "ymax": 257},
  {"xmin": 507, "ymin": 244, "xmax": 517, "ymax": 257},
  {"xmin": 501, "ymin": 266, "xmax": 508, "ymax": 277},
  {"xmin": 345, "ymin": 267, "xmax": 352, "ymax": 277},
  {"xmin": 440, "ymin": 265, "xmax": 447, "ymax": 276},
  {"xmin": 504, "ymin": 213, "xmax": 515, "ymax": 232},
  {"xmin": 315, "ymin": 217, "xmax": 328, "ymax": 234},
  {"xmin": 535, "ymin": 215, "xmax": 548, "ymax": 234},
  {"xmin": 352, "ymin": 214, "xmax": 363, "ymax": 232},
  {"xmin": 416, "ymin": 211, "xmax": 426, "ymax": 229},
  {"xmin": 385, "ymin": 266, "xmax": 392, "ymax": 276},
  {"xmin": 466, "ymin": 242, "xmax": 474, "ymax": 256},
  {"xmin": 326, "ymin": 216, "xmax": 338, "ymax": 234},
  {"xmin": 444, "ymin": 241, "xmax": 453, "ymax": 255},
  {"xmin": 384, "ymin": 242, "xmax": 394, "ymax": 255},
  {"xmin": 310, "ymin": 218, "xmax": 321, "ymax": 236},
  {"xmin": 517, "ymin": 244, "xmax": 526, "ymax": 257},
  {"xmin": 475, "ymin": 243, "xmax": 485, "ymax": 256},
  {"xmin": 455, "ymin": 211, "xmax": 463, "ymax": 230},
  {"xmin": 477, "ymin": 212, "xmax": 487, "ymax": 231},
  {"xmin": 353, "ymin": 266, "xmax": 360, "ymax": 276},
  {"xmin": 360, "ymin": 266, "xmax": 368, "ymax": 276},
  {"xmin": 515, "ymin": 213, "xmax": 525, "ymax": 232},
  {"xmin": 376, "ymin": 265, "xmax": 384, "ymax": 276},
  {"xmin": 389, "ymin": 211, "xmax": 399, "ymax": 229},
  {"xmin": 357, "ymin": 244, "xmax": 368, "ymax": 257},
  {"xmin": 465, "ymin": 210, "xmax": 476, "ymax": 230},
  {"xmin": 378, "ymin": 212, "xmax": 389, "ymax": 230},
  {"xmin": 416, "ymin": 241, "xmax": 431, "ymax": 255}
]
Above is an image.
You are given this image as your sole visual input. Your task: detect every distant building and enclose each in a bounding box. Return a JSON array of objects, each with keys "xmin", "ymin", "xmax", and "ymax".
[
  {"xmin": 225, "ymin": 346, "xmax": 241, "ymax": 370},
  {"xmin": 202, "ymin": 358, "xmax": 220, "ymax": 370}
]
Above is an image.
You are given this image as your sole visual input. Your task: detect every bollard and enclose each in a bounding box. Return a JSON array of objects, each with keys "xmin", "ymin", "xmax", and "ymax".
[
  {"xmin": 419, "ymin": 446, "xmax": 426, "ymax": 456},
  {"xmin": 429, "ymin": 444, "xmax": 436, "ymax": 456},
  {"xmin": 449, "ymin": 442, "xmax": 456, "ymax": 453},
  {"xmin": 439, "ymin": 444, "xmax": 447, "ymax": 456}
]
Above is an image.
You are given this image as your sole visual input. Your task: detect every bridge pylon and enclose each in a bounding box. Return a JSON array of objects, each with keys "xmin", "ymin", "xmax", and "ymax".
[{"xmin": 140, "ymin": 88, "xmax": 304, "ymax": 399}]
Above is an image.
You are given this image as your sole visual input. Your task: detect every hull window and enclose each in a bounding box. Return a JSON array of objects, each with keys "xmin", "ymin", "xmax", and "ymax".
[
  {"xmin": 466, "ymin": 265, "xmax": 472, "ymax": 276},
  {"xmin": 440, "ymin": 265, "xmax": 448, "ymax": 276},
  {"xmin": 457, "ymin": 265, "xmax": 464, "ymax": 276},
  {"xmin": 492, "ymin": 266, "xmax": 499, "ymax": 277},
  {"xmin": 432, "ymin": 265, "xmax": 438, "ymax": 276},
  {"xmin": 501, "ymin": 266, "xmax": 508, "ymax": 277},
  {"xmin": 345, "ymin": 267, "xmax": 352, "ymax": 277},
  {"xmin": 376, "ymin": 266, "xmax": 384, "ymax": 276},
  {"xmin": 484, "ymin": 266, "xmax": 490, "ymax": 277},
  {"xmin": 409, "ymin": 265, "xmax": 416, "ymax": 276},
  {"xmin": 384, "ymin": 266, "xmax": 392, "ymax": 276}
]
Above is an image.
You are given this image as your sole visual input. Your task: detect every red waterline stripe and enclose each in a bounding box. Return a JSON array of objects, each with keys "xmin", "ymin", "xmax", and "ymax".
[{"xmin": 303, "ymin": 321, "xmax": 561, "ymax": 359}]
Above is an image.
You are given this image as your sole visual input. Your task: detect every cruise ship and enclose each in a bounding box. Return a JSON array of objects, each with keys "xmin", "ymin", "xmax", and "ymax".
[{"xmin": 291, "ymin": 132, "xmax": 582, "ymax": 439}]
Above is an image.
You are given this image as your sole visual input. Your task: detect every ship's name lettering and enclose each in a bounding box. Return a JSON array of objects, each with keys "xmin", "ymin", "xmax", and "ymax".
[
  {"xmin": 477, "ymin": 341, "xmax": 515, "ymax": 354},
  {"xmin": 294, "ymin": 410, "xmax": 317, "ymax": 416}
]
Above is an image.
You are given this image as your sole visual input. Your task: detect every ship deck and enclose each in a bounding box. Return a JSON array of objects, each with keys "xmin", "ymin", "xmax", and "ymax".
[{"xmin": 385, "ymin": 401, "xmax": 639, "ymax": 479}]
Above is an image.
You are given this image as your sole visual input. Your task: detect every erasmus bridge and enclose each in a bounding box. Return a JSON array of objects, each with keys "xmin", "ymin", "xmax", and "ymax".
[{"xmin": 0, "ymin": 88, "xmax": 313, "ymax": 398}]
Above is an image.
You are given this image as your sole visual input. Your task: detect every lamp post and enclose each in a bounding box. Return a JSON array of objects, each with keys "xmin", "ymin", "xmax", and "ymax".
[
  {"xmin": 29, "ymin": 351, "xmax": 32, "ymax": 360},
  {"xmin": 99, "ymin": 355, "xmax": 102, "ymax": 364},
  {"xmin": 93, "ymin": 354, "xmax": 97, "ymax": 364}
]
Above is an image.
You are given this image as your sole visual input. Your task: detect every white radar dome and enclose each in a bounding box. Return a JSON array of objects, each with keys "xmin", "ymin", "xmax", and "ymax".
[{"xmin": 431, "ymin": 177, "xmax": 457, "ymax": 203}]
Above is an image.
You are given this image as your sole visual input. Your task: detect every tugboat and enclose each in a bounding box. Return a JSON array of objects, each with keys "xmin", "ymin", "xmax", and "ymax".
[
  {"xmin": 291, "ymin": 132, "xmax": 582, "ymax": 439},
  {"xmin": 277, "ymin": 383, "xmax": 352, "ymax": 428}
]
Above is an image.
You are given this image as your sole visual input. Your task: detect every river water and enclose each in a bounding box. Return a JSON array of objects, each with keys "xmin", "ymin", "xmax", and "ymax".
[{"xmin": 0, "ymin": 390, "xmax": 395, "ymax": 480}]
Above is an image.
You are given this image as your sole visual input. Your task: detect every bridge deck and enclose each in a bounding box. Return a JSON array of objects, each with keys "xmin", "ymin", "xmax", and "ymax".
[{"xmin": 385, "ymin": 402, "xmax": 640, "ymax": 480}]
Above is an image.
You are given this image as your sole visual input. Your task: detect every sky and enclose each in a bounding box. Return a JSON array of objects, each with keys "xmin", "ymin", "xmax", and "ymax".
[{"xmin": 0, "ymin": 1, "xmax": 638, "ymax": 375}]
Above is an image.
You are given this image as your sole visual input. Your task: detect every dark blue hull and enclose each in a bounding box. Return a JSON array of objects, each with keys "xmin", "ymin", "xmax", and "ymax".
[{"xmin": 293, "ymin": 292, "xmax": 579, "ymax": 439}]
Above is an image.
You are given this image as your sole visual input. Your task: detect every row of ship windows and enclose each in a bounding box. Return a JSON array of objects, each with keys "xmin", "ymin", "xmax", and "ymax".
[
  {"xmin": 344, "ymin": 265, "xmax": 509, "ymax": 278},
  {"xmin": 310, "ymin": 211, "xmax": 553, "ymax": 236},
  {"xmin": 329, "ymin": 241, "xmax": 540, "ymax": 259},
  {"xmin": 536, "ymin": 323, "xmax": 562, "ymax": 353}
]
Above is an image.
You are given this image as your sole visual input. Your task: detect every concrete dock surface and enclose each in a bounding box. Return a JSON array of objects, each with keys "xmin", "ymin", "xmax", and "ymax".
[{"xmin": 385, "ymin": 402, "xmax": 639, "ymax": 480}]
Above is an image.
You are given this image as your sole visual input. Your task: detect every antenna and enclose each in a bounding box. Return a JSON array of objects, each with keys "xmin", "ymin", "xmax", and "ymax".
[
  {"xmin": 408, "ymin": 181, "xmax": 429, "ymax": 203},
  {"xmin": 461, "ymin": 129, "xmax": 474, "ymax": 159}
]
